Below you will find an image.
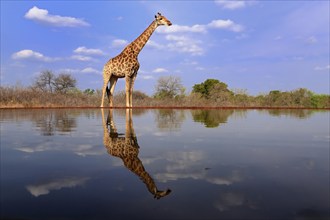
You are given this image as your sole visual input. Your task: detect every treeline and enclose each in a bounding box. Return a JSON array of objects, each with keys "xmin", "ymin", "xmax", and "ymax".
[
  {"xmin": 0, "ymin": 70, "xmax": 100, "ymax": 107},
  {"xmin": 152, "ymin": 77, "xmax": 329, "ymax": 108},
  {"xmin": 188, "ymin": 79, "xmax": 330, "ymax": 108},
  {"xmin": 0, "ymin": 71, "xmax": 329, "ymax": 108}
]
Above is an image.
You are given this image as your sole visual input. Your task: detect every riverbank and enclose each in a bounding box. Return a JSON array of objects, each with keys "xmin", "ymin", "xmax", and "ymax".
[
  {"xmin": 1, "ymin": 86, "xmax": 329, "ymax": 109},
  {"xmin": 1, "ymin": 106, "xmax": 329, "ymax": 110}
]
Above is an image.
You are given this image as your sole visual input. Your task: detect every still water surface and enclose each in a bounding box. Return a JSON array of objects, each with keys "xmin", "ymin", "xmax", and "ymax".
[{"xmin": 1, "ymin": 109, "xmax": 329, "ymax": 220}]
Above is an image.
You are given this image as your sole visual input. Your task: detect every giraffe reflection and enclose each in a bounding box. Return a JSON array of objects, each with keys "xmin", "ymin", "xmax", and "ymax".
[{"xmin": 101, "ymin": 109, "xmax": 171, "ymax": 199}]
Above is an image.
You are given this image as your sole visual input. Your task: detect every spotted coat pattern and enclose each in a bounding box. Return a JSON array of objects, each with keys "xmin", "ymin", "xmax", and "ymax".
[
  {"xmin": 100, "ymin": 13, "xmax": 172, "ymax": 108},
  {"xmin": 101, "ymin": 109, "xmax": 171, "ymax": 199}
]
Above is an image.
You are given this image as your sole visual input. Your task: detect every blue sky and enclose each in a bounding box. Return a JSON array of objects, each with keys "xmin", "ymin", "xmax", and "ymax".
[{"xmin": 1, "ymin": 0, "xmax": 329, "ymax": 95}]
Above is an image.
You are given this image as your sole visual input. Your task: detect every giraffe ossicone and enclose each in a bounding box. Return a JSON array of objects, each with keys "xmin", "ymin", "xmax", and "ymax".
[{"xmin": 100, "ymin": 13, "xmax": 172, "ymax": 108}]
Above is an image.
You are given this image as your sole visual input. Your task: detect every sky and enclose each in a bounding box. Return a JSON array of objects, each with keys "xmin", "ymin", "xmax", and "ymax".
[{"xmin": 1, "ymin": 0, "xmax": 329, "ymax": 95}]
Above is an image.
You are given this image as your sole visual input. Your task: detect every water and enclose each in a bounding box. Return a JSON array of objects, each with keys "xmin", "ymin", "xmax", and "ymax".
[{"xmin": 1, "ymin": 109, "xmax": 329, "ymax": 220}]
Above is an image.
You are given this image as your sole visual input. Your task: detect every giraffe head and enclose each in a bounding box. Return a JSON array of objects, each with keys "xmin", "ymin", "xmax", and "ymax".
[
  {"xmin": 155, "ymin": 12, "xmax": 172, "ymax": 26},
  {"xmin": 153, "ymin": 188, "xmax": 172, "ymax": 200}
]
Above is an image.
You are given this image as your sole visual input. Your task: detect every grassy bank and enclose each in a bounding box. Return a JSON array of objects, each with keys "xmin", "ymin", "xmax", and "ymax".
[{"xmin": 1, "ymin": 86, "xmax": 329, "ymax": 109}]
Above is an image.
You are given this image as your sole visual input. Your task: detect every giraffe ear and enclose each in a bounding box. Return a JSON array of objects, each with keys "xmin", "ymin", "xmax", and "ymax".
[{"xmin": 158, "ymin": 12, "xmax": 161, "ymax": 16}]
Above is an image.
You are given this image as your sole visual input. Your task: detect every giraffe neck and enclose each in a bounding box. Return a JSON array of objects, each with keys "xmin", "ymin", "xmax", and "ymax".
[{"xmin": 130, "ymin": 20, "xmax": 157, "ymax": 55}]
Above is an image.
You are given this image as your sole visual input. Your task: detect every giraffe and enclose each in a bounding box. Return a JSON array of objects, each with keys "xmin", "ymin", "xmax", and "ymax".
[
  {"xmin": 101, "ymin": 109, "xmax": 171, "ymax": 199},
  {"xmin": 100, "ymin": 13, "xmax": 172, "ymax": 108}
]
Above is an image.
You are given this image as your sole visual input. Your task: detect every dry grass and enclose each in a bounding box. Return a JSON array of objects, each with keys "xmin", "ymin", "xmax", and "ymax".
[
  {"xmin": 1, "ymin": 86, "xmax": 329, "ymax": 109},
  {"xmin": 0, "ymin": 86, "xmax": 99, "ymax": 108}
]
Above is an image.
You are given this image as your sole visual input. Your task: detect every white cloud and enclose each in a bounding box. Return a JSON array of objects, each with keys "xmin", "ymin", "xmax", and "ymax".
[
  {"xmin": 165, "ymin": 35, "xmax": 186, "ymax": 41},
  {"xmin": 292, "ymin": 56, "xmax": 304, "ymax": 61},
  {"xmin": 81, "ymin": 67, "xmax": 100, "ymax": 74},
  {"xmin": 58, "ymin": 67, "xmax": 100, "ymax": 75},
  {"xmin": 153, "ymin": 68, "xmax": 168, "ymax": 73},
  {"xmin": 58, "ymin": 68, "xmax": 80, "ymax": 73},
  {"xmin": 146, "ymin": 40, "xmax": 165, "ymax": 50},
  {"xmin": 74, "ymin": 46, "xmax": 105, "ymax": 56},
  {"xmin": 152, "ymin": 19, "xmax": 244, "ymax": 56},
  {"xmin": 157, "ymin": 24, "xmax": 206, "ymax": 34},
  {"xmin": 314, "ymin": 65, "xmax": 330, "ymax": 71},
  {"xmin": 215, "ymin": 0, "xmax": 255, "ymax": 10},
  {"xmin": 215, "ymin": 0, "xmax": 245, "ymax": 9},
  {"xmin": 196, "ymin": 66, "xmax": 205, "ymax": 71},
  {"xmin": 208, "ymin": 19, "xmax": 244, "ymax": 32},
  {"xmin": 116, "ymin": 16, "xmax": 123, "ymax": 21},
  {"xmin": 284, "ymin": 2, "xmax": 328, "ymax": 37},
  {"xmin": 140, "ymin": 75, "xmax": 154, "ymax": 80},
  {"xmin": 146, "ymin": 35, "xmax": 204, "ymax": 56},
  {"xmin": 136, "ymin": 69, "xmax": 154, "ymax": 80},
  {"xmin": 70, "ymin": 55, "xmax": 93, "ymax": 61},
  {"xmin": 305, "ymin": 36, "xmax": 317, "ymax": 44},
  {"xmin": 24, "ymin": 6, "xmax": 89, "ymax": 27},
  {"xmin": 181, "ymin": 59, "xmax": 198, "ymax": 65},
  {"xmin": 11, "ymin": 49, "xmax": 57, "ymax": 62},
  {"xmin": 166, "ymin": 35, "xmax": 204, "ymax": 56},
  {"xmin": 274, "ymin": 36, "xmax": 283, "ymax": 41},
  {"xmin": 156, "ymin": 19, "xmax": 244, "ymax": 34},
  {"xmin": 111, "ymin": 39, "xmax": 128, "ymax": 48}
]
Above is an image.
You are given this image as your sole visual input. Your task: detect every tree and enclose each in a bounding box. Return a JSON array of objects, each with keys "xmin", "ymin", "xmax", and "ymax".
[
  {"xmin": 268, "ymin": 90, "xmax": 281, "ymax": 104},
  {"xmin": 154, "ymin": 76, "xmax": 185, "ymax": 99},
  {"xmin": 33, "ymin": 71, "xmax": 77, "ymax": 94},
  {"xmin": 290, "ymin": 88, "xmax": 312, "ymax": 107},
  {"xmin": 192, "ymin": 79, "xmax": 232, "ymax": 99},
  {"xmin": 33, "ymin": 70, "xmax": 55, "ymax": 92},
  {"xmin": 193, "ymin": 79, "xmax": 219, "ymax": 98},
  {"xmin": 84, "ymin": 88, "xmax": 95, "ymax": 95},
  {"xmin": 263, "ymin": 88, "xmax": 316, "ymax": 107},
  {"xmin": 132, "ymin": 90, "xmax": 150, "ymax": 100},
  {"xmin": 311, "ymin": 94, "xmax": 330, "ymax": 108},
  {"xmin": 53, "ymin": 73, "xmax": 77, "ymax": 94}
]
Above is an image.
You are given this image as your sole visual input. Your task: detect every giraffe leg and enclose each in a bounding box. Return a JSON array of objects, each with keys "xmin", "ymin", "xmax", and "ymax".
[
  {"xmin": 107, "ymin": 108, "xmax": 118, "ymax": 135},
  {"xmin": 129, "ymin": 77, "xmax": 136, "ymax": 108},
  {"xmin": 101, "ymin": 80, "xmax": 109, "ymax": 108},
  {"xmin": 125, "ymin": 76, "xmax": 132, "ymax": 108},
  {"xmin": 125, "ymin": 108, "xmax": 134, "ymax": 138},
  {"xmin": 108, "ymin": 77, "xmax": 118, "ymax": 107}
]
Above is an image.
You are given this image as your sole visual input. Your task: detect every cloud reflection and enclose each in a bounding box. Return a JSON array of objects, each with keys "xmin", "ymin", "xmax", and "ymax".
[
  {"xmin": 26, "ymin": 177, "xmax": 90, "ymax": 197},
  {"xmin": 214, "ymin": 191, "xmax": 258, "ymax": 212},
  {"xmin": 206, "ymin": 170, "xmax": 243, "ymax": 186},
  {"xmin": 214, "ymin": 192, "xmax": 245, "ymax": 212},
  {"xmin": 154, "ymin": 150, "xmax": 244, "ymax": 186},
  {"xmin": 15, "ymin": 142, "xmax": 104, "ymax": 157}
]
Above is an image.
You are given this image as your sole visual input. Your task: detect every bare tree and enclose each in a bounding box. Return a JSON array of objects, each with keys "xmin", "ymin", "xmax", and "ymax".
[
  {"xmin": 53, "ymin": 73, "xmax": 77, "ymax": 93},
  {"xmin": 33, "ymin": 70, "xmax": 55, "ymax": 92},
  {"xmin": 154, "ymin": 76, "xmax": 184, "ymax": 99}
]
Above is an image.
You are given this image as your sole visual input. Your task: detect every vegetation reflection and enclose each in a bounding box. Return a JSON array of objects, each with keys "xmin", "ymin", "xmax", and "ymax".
[
  {"xmin": 32, "ymin": 110, "xmax": 78, "ymax": 136},
  {"xmin": 155, "ymin": 109, "xmax": 185, "ymax": 131},
  {"xmin": 191, "ymin": 109, "xmax": 234, "ymax": 128},
  {"xmin": 101, "ymin": 109, "xmax": 171, "ymax": 199},
  {"xmin": 266, "ymin": 109, "xmax": 314, "ymax": 119}
]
